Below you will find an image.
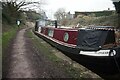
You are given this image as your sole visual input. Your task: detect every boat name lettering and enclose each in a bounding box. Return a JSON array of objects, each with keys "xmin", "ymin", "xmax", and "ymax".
[
  {"xmin": 97, "ymin": 51, "xmax": 109, "ymax": 54},
  {"xmin": 79, "ymin": 50, "xmax": 116, "ymax": 56}
]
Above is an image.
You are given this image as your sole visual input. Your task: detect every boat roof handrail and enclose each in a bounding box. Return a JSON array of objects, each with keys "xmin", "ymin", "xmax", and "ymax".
[{"xmin": 86, "ymin": 26, "xmax": 115, "ymax": 31}]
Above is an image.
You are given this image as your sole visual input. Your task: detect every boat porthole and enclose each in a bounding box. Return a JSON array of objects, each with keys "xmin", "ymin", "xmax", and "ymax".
[{"xmin": 64, "ymin": 32, "xmax": 69, "ymax": 42}]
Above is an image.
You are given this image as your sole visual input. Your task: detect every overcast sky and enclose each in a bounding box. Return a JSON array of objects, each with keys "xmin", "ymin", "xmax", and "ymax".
[{"xmin": 41, "ymin": 0, "xmax": 115, "ymax": 19}]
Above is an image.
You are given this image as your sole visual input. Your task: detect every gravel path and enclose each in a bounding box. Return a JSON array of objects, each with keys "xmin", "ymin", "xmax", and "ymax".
[
  {"xmin": 6, "ymin": 28, "xmax": 35, "ymax": 78},
  {"xmin": 3, "ymin": 26, "xmax": 70, "ymax": 78}
]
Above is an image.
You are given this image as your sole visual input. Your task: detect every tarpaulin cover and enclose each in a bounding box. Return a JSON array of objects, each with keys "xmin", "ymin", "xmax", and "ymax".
[{"xmin": 77, "ymin": 29, "xmax": 115, "ymax": 51}]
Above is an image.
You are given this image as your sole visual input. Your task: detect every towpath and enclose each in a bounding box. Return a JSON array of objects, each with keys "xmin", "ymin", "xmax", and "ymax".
[
  {"xmin": 3, "ymin": 23, "xmax": 71, "ymax": 78},
  {"xmin": 3, "ymin": 22, "xmax": 102, "ymax": 79}
]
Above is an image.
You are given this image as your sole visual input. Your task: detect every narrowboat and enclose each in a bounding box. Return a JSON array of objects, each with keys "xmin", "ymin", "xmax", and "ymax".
[
  {"xmin": 34, "ymin": 20, "xmax": 120, "ymax": 74},
  {"xmin": 34, "ymin": 1, "xmax": 120, "ymax": 74}
]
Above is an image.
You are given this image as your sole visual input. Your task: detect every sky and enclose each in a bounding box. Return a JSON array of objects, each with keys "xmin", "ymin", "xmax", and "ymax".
[{"xmin": 40, "ymin": 0, "xmax": 116, "ymax": 19}]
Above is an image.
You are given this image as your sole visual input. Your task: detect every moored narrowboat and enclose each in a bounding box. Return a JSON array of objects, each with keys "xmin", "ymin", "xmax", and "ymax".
[
  {"xmin": 34, "ymin": 0, "xmax": 120, "ymax": 74},
  {"xmin": 34, "ymin": 20, "xmax": 120, "ymax": 74}
]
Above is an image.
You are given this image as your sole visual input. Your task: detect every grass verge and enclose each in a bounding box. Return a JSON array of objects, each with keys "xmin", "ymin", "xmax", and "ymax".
[
  {"xmin": 2, "ymin": 25, "xmax": 18, "ymax": 51},
  {"xmin": 27, "ymin": 29, "xmax": 62, "ymax": 63},
  {"xmin": 2, "ymin": 24, "xmax": 19, "ymax": 79},
  {"xmin": 0, "ymin": 29, "xmax": 1, "ymax": 79}
]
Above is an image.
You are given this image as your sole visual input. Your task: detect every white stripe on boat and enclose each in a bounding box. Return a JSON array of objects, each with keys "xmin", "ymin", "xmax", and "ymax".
[{"xmin": 79, "ymin": 50, "xmax": 116, "ymax": 56}]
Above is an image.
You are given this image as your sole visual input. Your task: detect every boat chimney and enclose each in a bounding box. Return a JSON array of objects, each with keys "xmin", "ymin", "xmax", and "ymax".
[
  {"xmin": 112, "ymin": 0, "xmax": 120, "ymax": 29},
  {"xmin": 55, "ymin": 20, "xmax": 57, "ymax": 28}
]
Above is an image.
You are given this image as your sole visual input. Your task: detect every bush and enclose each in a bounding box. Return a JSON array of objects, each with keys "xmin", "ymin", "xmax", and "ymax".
[{"xmin": 70, "ymin": 13, "xmax": 119, "ymax": 28}]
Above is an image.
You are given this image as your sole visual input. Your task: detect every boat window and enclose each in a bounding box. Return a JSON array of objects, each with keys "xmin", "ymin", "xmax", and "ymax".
[
  {"xmin": 64, "ymin": 32, "xmax": 69, "ymax": 42},
  {"xmin": 48, "ymin": 29, "xmax": 54, "ymax": 37},
  {"xmin": 38, "ymin": 27, "xmax": 41, "ymax": 33}
]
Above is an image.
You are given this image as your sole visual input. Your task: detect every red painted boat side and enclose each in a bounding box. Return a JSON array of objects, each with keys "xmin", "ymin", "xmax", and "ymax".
[
  {"xmin": 53, "ymin": 29, "xmax": 78, "ymax": 45},
  {"xmin": 41, "ymin": 27, "xmax": 48, "ymax": 35},
  {"xmin": 53, "ymin": 29, "xmax": 65, "ymax": 42},
  {"xmin": 64, "ymin": 30, "xmax": 78, "ymax": 45},
  {"xmin": 41, "ymin": 27, "xmax": 78, "ymax": 45}
]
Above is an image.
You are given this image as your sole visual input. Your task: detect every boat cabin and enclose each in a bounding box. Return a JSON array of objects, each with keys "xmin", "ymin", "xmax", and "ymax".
[{"xmin": 35, "ymin": 19, "xmax": 119, "ymax": 50}]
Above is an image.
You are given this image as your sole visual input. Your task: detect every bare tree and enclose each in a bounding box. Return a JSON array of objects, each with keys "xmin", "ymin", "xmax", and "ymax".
[
  {"xmin": 54, "ymin": 8, "xmax": 68, "ymax": 26},
  {"xmin": 54, "ymin": 8, "xmax": 66, "ymax": 21},
  {"xmin": 2, "ymin": 0, "xmax": 44, "ymax": 12},
  {"xmin": 2, "ymin": 0, "xmax": 44, "ymax": 24}
]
